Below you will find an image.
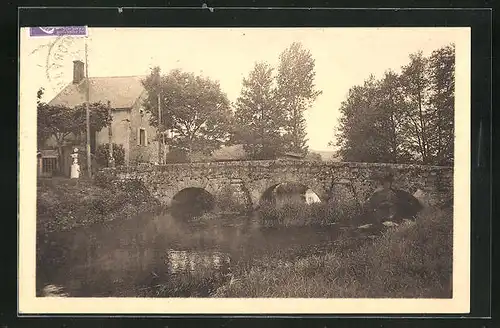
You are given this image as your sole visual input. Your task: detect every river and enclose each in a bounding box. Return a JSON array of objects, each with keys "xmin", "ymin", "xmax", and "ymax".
[{"xmin": 36, "ymin": 204, "xmax": 360, "ymax": 297}]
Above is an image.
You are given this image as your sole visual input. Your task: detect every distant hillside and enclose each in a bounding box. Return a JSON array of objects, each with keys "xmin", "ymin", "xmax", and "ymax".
[{"xmin": 309, "ymin": 149, "xmax": 342, "ymax": 162}]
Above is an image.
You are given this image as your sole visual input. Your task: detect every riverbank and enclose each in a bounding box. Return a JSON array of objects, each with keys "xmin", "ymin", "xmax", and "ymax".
[
  {"xmin": 214, "ymin": 205, "xmax": 453, "ymax": 298},
  {"xmin": 36, "ymin": 177, "xmax": 161, "ymax": 235},
  {"xmin": 36, "ymin": 177, "xmax": 452, "ymax": 299}
]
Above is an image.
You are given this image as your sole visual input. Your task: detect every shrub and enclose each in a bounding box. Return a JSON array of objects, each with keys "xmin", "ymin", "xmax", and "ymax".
[
  {"xmin": 165, "ymin": 148, "xmax": 189, "ymax": 163},
  {"xmin": 95, "ymin": 143, "xmax": 125, "ymax": 167}
]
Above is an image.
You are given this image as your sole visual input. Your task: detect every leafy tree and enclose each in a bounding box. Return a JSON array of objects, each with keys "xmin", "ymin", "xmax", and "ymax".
[
  {"xmin": 275, "ymin": 42, "xmax": 322, "ymax": 155},
  {"xmin": 37, "ymin": 87, "xmax": 112, "ymax": 169},
  {"xmin": 334, "ymin": 44, "xmax": 455, "ymax": 166},
  {"xmin": 142, "ymin": 68, "xmax": 233, "ymax": 159},
  {"xmin": 37, "ymin": 87, "xmax": 50, "ymax": 148},
  {"xmin": 335, "ymin": 75, "xmax": 387, "ymax": 162},
  {"xmin": 427, "ymin": 44, "xmax": 455, "ymax": 165},
  {"xmin": 399, "ymin": 51, "xmax": 432, "ymax": 164},
  {"xmin": 373, "ymin": 70, "xmax": 415, "ymax": 163},
  {"xmin": 233, "ymin": 62, "xmax": 283, "ymax": 159}
]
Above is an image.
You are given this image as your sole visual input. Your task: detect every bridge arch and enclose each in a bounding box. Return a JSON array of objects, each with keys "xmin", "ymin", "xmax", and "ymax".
[
  {"xmin": 252, "ymin": 178, "xmax": 329, "ymax": 208},
  {"xmin": 163, "ymin": 178, "xmax": 224, "ymax": 207},
  {"xmin": 170, "ymin": 187, "xmax": 216, "ymax": 219}
]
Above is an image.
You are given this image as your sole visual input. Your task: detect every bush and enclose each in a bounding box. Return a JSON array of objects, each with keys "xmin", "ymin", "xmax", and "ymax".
[
  {"xmin": 165, "ymin": 148, "xmax": 189, "ymax": 163},
  {"xmin": 95, "ymin": 143, "xmax": 125, "ymax": 167}
]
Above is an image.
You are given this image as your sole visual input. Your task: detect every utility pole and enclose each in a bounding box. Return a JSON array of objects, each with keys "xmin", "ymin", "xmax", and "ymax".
[
  {"xmin": 84, "ymin": 37, "xmax": 92, "ymax": 178},
  {"xmin": 108, "ymin": 100, "xmax": 115, "ymax": 167},
  {"xmin": 157, "ymin": 92, "xmax": 162, "ymax": 164}
]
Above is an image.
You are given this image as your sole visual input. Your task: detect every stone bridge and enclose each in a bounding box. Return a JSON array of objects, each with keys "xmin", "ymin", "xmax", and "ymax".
[{"xmin": 96, "ymin": 160, "xmax": 453, "ymax": 211}]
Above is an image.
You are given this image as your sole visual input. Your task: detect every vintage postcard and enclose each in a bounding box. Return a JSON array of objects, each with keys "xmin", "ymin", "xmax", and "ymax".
[{"xmin": 19, "ymin": 26, "xmax": 471, "ymax": 314}]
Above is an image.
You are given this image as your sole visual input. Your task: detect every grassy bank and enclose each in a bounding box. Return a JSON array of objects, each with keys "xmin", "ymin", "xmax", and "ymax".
[
  {"xmin": 36, "ymin": 177, "xmax": 161, "ymax": 235},
  {"xmin": 257, "ymin": 200, "xmax": 362, "ymax": 227},
  {"xmin": 214, "ymin": 205, "xmax": 453, "ymax": 298}
]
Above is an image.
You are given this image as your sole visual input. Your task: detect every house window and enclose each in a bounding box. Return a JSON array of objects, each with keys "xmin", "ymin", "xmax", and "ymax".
[
  {"xmin": 138, "ymin": 128, "xmax": 147, "ymax": 146},
  {"xmin": 42, "ymin": 157, "xmax": 58, "ymax": 174}
]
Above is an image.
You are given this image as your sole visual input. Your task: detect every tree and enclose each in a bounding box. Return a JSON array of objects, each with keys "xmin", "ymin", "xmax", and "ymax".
[
  {"xmin": 37, "ymin": 87, "xmax": 50, "ymax": 148},
  {"xmin": 399, "ymin": 51, "xmax": 432, "ymax": 164},
  {"xmin": 333, "ymin": 44, "xmax": 455, "ymax": 166},
  {"xmin": 427, "ymin": 44, "xmax": 455, "ymax": 165},
  {"xmin": 373, "ymin": 70, "xmax": 414, "ymax": 163},
  {"xmin": 275, "ymin": 42, "xmax": 322, "ymax": 155},
  {"xmin": 233, "ymin": 62, "xmax": 283, "ymax": 159},
  {"xmin": 142, "ymin": 68, "xmax": 233, "ymax": 159},
  {"xmin": 335, "ymin": 75, "xmax": 389, "ymax": 162},
  {"xmin": 37, "ymin": 88, "xmax": 112, "ymax": 170}
]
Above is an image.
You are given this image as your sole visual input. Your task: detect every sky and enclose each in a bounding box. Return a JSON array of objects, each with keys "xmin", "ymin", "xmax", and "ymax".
[{"xmin": 22, "ymin": 27, "xmax": 462, "ymax": 151}]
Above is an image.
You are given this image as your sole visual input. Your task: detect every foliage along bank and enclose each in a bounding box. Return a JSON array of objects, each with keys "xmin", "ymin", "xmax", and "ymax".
[{"xmin": 36, "ymin": 177, "xmax": 161, "ymax": 236}]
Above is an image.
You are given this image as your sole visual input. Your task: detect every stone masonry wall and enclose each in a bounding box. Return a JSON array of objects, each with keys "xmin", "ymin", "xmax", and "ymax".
[{"xmin": 96, "ymin": 160, "xmax": 453, "ymax": 210}]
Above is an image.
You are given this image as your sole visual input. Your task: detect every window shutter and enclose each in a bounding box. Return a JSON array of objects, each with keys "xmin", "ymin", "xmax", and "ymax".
[
  {"xmin": 137, "ymin": 128, "xmax": 140, "ymax": 146},
  {"xmin": 145, "ymin": 129, "xmax": 148, "ymax": 145}
]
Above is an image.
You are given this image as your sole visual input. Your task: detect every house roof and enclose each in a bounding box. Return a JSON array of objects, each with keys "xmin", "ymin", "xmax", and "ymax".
[
  {"xmin": 38, "ymin": 149, "xmax": 58, "ymax": 158},
  {"xmin": 48, "ymin": 76, "xmax": 147, "ymax": 109},
  {"xmin": 211, "ymin": 144, "xmax": 247, "ymax": 161},
  {"xmin": 281, "ymin": 152, "xmax": 305, "ymax": 159}
]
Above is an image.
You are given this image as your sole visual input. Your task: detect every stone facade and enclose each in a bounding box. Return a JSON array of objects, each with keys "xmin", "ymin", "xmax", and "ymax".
[
  {"xmin": 94, "ymin": 93, "xmax": 159, "ymax": 165},
  {"xmin": 96, "ymin": 160, "xmax": 454, "ymax": 211},
  {"xmin": 95, "ymin": 109, "xmax": 131, "ymax": 163},
  {"xmin": 127, "ymin": 93, "xmax": 160, "ymax": 165}
]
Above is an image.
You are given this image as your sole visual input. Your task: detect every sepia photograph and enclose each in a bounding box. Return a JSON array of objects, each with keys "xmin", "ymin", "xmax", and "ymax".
[{"xmin": 19, "ymin": 26, "xmax": 471, "ymax": 314}]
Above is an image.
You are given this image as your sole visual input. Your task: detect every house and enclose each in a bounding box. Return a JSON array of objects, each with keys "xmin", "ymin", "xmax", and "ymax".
[{"xmin": 44, "ymin": 60, "xmax": 160, "ymax": 172}]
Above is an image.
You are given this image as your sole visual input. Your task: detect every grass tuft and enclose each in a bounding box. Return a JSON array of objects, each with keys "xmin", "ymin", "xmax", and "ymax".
[{"xmin": 258, "ymin": 199, "xmax": 362, "ymax": 227}]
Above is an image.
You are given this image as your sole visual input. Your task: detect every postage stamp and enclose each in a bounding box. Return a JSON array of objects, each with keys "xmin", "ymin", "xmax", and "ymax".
[
  {"xmin": 29, "ymin": 26, "xmax": 87, "ymax": 37},
  {"xmin": 26, "ymin": 27, "xmax": 86, "ymax": 94}
]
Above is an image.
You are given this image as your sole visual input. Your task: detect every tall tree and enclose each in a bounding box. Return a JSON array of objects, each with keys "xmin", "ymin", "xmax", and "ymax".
[
  {"xmin": 334, "ymin": 44, "xmax": 455, "ymax": 166},
  {"xmin": 275, "ymin": 42, "xmax": 322, "ymax": 155},
  {"xmin": 233, "ymin": 62, "xmax": 282, "ymax": 159},
  {"xmin": 335, "ymin": 75, "xmax": 389, "ymax": 162},
  {"xmin": 427, "ymin": 44, "xmax": 455, "ymax": 165},
  {"xmin": 399, "ymin": 51, "xmax": 432, "ymax": 164},
  {"xmin": 142, "ymin": 68, "xmax": 233, "ymax": 159},
  {"xmin": 374, "ymin": 70, "xmax": 415, "ymax": 163}
]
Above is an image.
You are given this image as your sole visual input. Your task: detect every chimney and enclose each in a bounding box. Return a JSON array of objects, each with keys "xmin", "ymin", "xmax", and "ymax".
[{"xmin": 73, "ymin": 60, "xmax": 85, "ymax": 84}]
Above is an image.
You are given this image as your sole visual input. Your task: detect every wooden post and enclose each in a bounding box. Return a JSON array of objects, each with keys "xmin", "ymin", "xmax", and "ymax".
[
  {"xmin": 85, "ymin": 38, "xmax": 92, "ymax": 178},
  {"xmin": 108, "ymin": 100, "xmax": 115, "ymax": 167},
  {"xmin": 157, "ymin": 92, "xmax": 162, "ymax": 164}
]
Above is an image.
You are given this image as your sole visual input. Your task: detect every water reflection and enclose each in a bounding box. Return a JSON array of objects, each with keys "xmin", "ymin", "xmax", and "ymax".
[
  {"xmin": 37, "ymin": 206, "xmax": 341, "ymax": 297},
  {"xmin": 165, "ymin": 249, "xmax": 231, "ymax": 274}
]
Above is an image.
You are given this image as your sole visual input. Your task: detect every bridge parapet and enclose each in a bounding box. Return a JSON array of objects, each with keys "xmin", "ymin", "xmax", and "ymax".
[{"xmin": 96, "ymin": 160, "xmax": 453, "ymax": 209}]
